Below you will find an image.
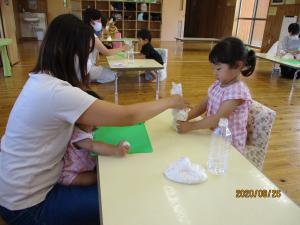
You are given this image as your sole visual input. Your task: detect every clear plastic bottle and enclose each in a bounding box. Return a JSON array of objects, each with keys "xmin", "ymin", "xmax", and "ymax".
[
  {"xmin": 126, "ymin": 40, "xmax": 134, "ymax": 64},
  {"xmin": 207, "ymin": 118, "xmax": 232, "ymax": 175},
  {"xmin": 127, "ymin": 48, "xmax": 135, "ymax": 64}
]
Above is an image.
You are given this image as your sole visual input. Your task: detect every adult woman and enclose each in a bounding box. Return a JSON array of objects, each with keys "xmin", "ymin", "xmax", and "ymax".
[
  {"xmin": 83, "ymin": 8, "xmax": 126, "ymax": 83},
  {"xmin": 0, "ymin": 14, "xmax": 186, "ymax": 225}
]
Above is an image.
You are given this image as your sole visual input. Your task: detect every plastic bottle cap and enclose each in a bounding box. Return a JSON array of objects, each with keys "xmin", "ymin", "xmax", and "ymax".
[{"xmin": 218, "ymin": 118, "xmax": 228, "ymax": 127}]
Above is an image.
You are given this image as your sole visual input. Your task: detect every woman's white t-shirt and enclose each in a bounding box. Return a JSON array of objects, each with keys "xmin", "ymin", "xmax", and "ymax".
[{"xmin": 0, "ymin": 73, "xmax": 96, "ymax": 210}]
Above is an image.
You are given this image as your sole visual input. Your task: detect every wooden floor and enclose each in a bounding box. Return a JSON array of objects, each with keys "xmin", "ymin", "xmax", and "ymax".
[{"xmin": 1, "ymin": 41, "xmax": 300, "ymax": 207}]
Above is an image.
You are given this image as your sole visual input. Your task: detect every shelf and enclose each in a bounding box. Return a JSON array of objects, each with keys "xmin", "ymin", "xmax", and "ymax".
[{"xmin": 76, "ymin": 0, "xmax": 163, "ymax": 39}]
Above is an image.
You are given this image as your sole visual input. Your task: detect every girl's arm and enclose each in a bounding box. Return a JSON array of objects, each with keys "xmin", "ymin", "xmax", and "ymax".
[
  {"xmin": 177, "ymin": 99, "xmax": 244, "ymax": 133},
  {"xmin": 287, "ymin": 50, "xmax": 300, "ymax": 55},
  {"xmin": 74, "ymin": 139, "xmax": 128, "ymax": 156},
  {"xmin": 95, "ymin": 36, "xmax": 126, "ymax": 56},
  {"xmin": 135, "ymin": 53, "xmax": 145, "ymax": 59},
  {"xmin": 77, "ymin": 96, "xmax": 188, "ymax": 127},
  {"xmin": 187, "ymin": 97, "xmax": 208, "ymax": 120}
]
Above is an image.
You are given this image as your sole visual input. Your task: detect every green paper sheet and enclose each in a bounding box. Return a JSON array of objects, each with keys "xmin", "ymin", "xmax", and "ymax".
[
  {"xmin": 283, "ymin": 59, "xmax": 300, "ymax": 65},
  {"xmin": 116, "ymin": 52, "xmax": 126, "ymax": 59},
  {"xmin": 93, "ymin": 123, "xmax": 153, "ymax": 154}
]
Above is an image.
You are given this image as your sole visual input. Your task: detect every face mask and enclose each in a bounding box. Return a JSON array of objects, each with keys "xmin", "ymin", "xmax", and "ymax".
[
  {"xmin": 289, "ymin": 35, "xmax": 299, "ymax": 40},
  {"xmin": 92, "ymin": 21, "xmax": 102, "ymax": 32}
]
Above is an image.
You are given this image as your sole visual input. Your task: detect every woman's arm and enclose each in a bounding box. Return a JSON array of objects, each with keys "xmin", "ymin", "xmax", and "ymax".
[
  {"xmin": 187, "ymin": 97, "xmax": 208, "ymax": 120},
  {"xmin": 95, "ymin": 37, "xmax": 126, "ymax": 56},
  {"xmin": 177, "ymin": 99, "xmax": 244, "ymax": 133},
  {"xmin": 77, "ymin": 96, "xmax": 188, "ymax": 127}
]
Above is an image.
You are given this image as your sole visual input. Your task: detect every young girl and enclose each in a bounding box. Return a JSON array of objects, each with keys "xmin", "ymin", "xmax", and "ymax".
[
  {"xmin": 59, "ymin": 91, "xmax": 130, "ymax": 186},
  {"xmin": 177, "ymin": 37, "xmax": 256, "ymax": 154}
]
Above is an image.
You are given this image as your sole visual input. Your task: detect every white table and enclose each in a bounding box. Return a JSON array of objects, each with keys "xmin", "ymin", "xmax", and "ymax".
[
  {"xmin": 106, "ymin": 53, "xmax": 164, "ymax": 103},
  {"xmin": 97, "ymin": 110, "xmax": 300, "ymax": 225},
  {"xmin": 256, "ymin": 53, "xmax": 300, "ymax": 104}
]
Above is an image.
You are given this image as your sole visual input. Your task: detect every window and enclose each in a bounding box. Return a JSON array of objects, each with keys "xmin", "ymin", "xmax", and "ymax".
[{"xmin": 234, "ymin": 0, "xmax": 270, "ymax": 48}]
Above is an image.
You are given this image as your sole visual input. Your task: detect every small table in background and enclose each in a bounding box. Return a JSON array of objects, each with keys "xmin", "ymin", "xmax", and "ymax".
[
  {"xmin": 175, "ymin": 37, "xmax": 220, "ymax": 50},
  {"xmin": 0, "ymin": 38, "xmax": 12, "ymax": 77},
  {"xmin": 256, "ymin": 53, "xmax": 300, "ymax": 104},
  {"xmin": 106, "ymin": 52, "xmax": 164, "ymax": 103}
]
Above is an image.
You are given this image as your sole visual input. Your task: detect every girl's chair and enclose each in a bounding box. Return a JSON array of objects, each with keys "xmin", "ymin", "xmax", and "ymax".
[
  {"xmin": 154, "ymin": 48, "xmax": 168, "ymax": 81},
  {"xmin": 244, "ymin": 100, "xmax": 276, "ymax": 171}
]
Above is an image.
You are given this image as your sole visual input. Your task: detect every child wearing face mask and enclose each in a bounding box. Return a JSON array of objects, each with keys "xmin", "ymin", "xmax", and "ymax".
[
  {"xmin": 279, "ymin": 23, "xmax": 300, "ymax": 79},
  {"xmin": 82, "ymin": 8, "xmax": 128, "ymax": 84}
]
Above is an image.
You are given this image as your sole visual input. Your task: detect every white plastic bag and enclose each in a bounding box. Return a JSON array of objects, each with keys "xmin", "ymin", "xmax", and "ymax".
[
  {"xmin": 164, "ymin": 157, "xmax": 207, "ymax": 184},
  {"xmin": 170, "ymin": 82, "xmax": 190, "ymax": 130}
]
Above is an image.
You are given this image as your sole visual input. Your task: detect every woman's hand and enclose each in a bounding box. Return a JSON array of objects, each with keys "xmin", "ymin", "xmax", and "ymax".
[
  {"xmin": 176, "ymin": 121, "xmax": 192, "ymax": 133},
  {"xmin": 168, "ymin": 95, "xmax": 189, "ymax": 109}
]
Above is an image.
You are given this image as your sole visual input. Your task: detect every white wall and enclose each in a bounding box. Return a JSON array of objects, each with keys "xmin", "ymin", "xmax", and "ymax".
[{"xmin": 161, "ymin": 0, "xmax": 186, "ymax": 41}]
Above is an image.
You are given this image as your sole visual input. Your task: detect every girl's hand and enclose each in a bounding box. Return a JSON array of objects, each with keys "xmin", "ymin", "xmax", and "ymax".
[
  {"xmin": 169, "ymin": 95, "xmax": 189, "ymax": 109},
  {"xmin": 289, "ymin": 50, "xmax": 299, "ymax": 55},
  {"xmin": 176, "ymin": 121, "xmax": 192, "ymax": 133},
  {"xmin": 114, "ymin": 141, "xmax": 130, "ymax": 157}
]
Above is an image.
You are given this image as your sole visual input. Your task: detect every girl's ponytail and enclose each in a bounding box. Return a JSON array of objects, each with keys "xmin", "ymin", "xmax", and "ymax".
[{"xmin": 241, "ymin": 49, "xmax": 256, "ymax": 77}]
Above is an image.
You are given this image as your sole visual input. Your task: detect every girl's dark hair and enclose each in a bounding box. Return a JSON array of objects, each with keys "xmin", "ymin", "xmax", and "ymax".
[
  {"xmin": 83, "ymin": 8, "xmax": 102, "ymax": 26},
  {"xmin": 32, "ymin": 14, "xmax": 95, "ymax": 87},
  {"xmin": 288, "ymin": 23, "xmax": 300, "ymax": 35},
  {"xmin": 209, "ymin": 37, "xmax": 256, "ymax": 77}
]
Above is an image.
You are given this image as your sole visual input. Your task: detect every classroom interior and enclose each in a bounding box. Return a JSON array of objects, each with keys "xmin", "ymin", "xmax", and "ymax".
[{"xmin": 0, "ymin": 0, "xmax": 300, "ymax": 224}]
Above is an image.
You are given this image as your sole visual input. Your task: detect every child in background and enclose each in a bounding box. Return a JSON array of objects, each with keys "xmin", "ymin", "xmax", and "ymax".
[
  {"xmin": 176, "ymin": 37, "xmax": 256, "ymax": 154},
  {"xmin": 137, "ymin": 28, "xmax": 164, "ymax": 82},
  {"xmin": 279, "ymin": 23, "xmax": 300, "ymax": 58},
  {"xmin": 279, "ymin": 23, "xmax": 300, "ymax": 79},
  {"xmin": 107, "ymin": 16, "xmax": 119, "ymax": 38},
  {"xmin": 59, "ymin": 90, "xmax": 130, "ymax": 186},
  {"xmin": 102, "ymin": 16, "xmax": 119, "ymax": 40}
]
